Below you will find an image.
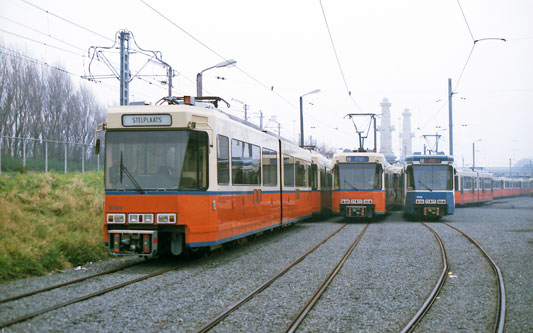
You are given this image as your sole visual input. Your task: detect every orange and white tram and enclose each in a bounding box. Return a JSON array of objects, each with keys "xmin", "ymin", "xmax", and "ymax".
[
  {"xmin": 455, "ymin": 170, "xmax": 493, "ymax": 205},
  {"xmin": 331, "ymin": 151, "xmax": 389, "ymax": 218},
  {"xmin": 309, "ymin": 151, "xmax": 333, "ymax": 216},
  {"xmin": 98, "ymin": 96, "xmax": 321, "ymax": 256}
]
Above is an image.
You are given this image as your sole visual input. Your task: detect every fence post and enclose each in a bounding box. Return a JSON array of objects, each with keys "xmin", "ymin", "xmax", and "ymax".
[
  {"xmin": 97, "ymin": 154, "xmax": 100, "ymax": 172},
  {"xmin": 64, "ymin": 143, "xmax": 67, "ymax": 174},
  {"xmin": 82, "ymin": 145, "xmax": 85, "ymax": 174},
  {"xmin": 45, "ymin": 141, "xmax": 48, "ymax": 173},
  {"xmin": 23, "ymin": 139, "xmax": 26, "ymax": 172}
]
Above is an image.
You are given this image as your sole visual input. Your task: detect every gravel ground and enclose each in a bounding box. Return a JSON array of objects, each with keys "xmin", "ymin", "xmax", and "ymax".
[
  {"xmin": 1, "ymin": 197, "xmax": 532, "ymax": 332},
  {"xmin": 436, "ymin": 196, "xmax": 533, "ymax": 332},
  {"xmin": 2, "ymin": 217, "xmax": 345, "ymax": 332},
  {"xmin": 298, "ymin": 216, "xmax": 442, "ymax": 332},
  {"xmin": 414, "ymin": 222, "xmax": 497, "ymax": 332}
]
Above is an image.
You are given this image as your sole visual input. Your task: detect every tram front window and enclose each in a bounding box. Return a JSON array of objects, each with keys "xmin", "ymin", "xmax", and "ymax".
[
  {"xmin": 335, "ymin": 163, "xmax": 382, "ymax": 190},
  {"xmin": 105, "ymin": 130, "xmax": 208, "ymax": 191},
  {"xmin": 406, "ymin": 165, "xmax": 453, "ymax": 191}
]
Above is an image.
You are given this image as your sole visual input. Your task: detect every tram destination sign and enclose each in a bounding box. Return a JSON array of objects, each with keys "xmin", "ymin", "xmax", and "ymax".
[{"xmin": 122, "ymin": 114, "xmax": 172, "ymax": 127}]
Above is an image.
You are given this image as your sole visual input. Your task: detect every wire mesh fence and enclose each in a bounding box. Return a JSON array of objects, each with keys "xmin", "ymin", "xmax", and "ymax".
[{"xmin": 0, "ymin": 136, "xmax": 101, "ymax": 174}]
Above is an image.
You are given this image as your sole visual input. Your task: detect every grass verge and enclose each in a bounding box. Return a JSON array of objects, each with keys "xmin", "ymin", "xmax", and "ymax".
[{"xmin": 0, "ymin": 172, "xmax": 109, "ymax": 282}]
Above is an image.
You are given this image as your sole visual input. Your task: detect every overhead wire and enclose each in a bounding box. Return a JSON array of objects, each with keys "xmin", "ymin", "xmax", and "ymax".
[
  {"xmin": 19, "ymin": 0, "xmax": 114, "ymax": 43},
  {"xmin": 0, "ymin": 15, "xmax": 86, "ymax": 53},
  {"xmin": 456, "ymin": 0, "xmax": 476, "ymax": 43},
  {"xmin": 0, "ymin": 28, "xmax": 83, "ymax": 57},
  {"xmin": 139, "ymin": 0, "xmax": 350, "ymax": 143},
  {"xmin": 139, "ymin": 0, "xmax": 298, "ymax": 110},
  {"xmin": 418, "ymin": 0, "xmax": 482, "ymax": 133},
  {"xmin": 318, "ymin": 0, "xmax": 363, "ymax": 112}
]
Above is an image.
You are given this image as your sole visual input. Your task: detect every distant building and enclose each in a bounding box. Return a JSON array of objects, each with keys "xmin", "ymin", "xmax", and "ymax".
[
  {"xmin": 401, "ymin": 108, "xmax": 414, "ymax": 158},
  {"xmin": 379, "ymin": 98, "xmax": 396, "ymax": 163}
]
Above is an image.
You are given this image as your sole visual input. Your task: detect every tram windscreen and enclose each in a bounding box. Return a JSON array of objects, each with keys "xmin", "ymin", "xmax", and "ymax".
[
  {"xmin": 105, "ymin": 130, "xmax": 208, "ymax": 191},
  {"xmin": 335, "ymin": 163, "xmax": 382, "ymax": 190},
  {"xmin": 406, "ymin": 165, "xmax": 453, "ymax": 191}
]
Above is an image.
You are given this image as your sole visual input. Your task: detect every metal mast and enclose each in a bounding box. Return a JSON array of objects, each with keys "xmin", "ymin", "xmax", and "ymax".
[{"xmin": 119, "ymin": 31, "xmax": 131, "ymax": 106}]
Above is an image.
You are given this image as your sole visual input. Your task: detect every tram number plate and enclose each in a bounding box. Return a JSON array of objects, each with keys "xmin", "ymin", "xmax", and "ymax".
[{"xmin": 346, "ymin": 205, "xmax": 366, "ymax": 217}]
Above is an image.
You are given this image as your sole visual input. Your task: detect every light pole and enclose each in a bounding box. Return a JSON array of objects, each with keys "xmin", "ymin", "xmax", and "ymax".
[
  {"xmin": 231, "ymin": 98, "xmax": 248, "ymax": 122},
  {"xmin": 196, "ymin": 59, "xmax": 236, "ymax": 97},
  {"xmin": 472, "ymin": 139, "xmax": 481, "ymax": 171},
  {"xmin": 299, "ymin": 89, "xmax": 320, "ymax": 147}
]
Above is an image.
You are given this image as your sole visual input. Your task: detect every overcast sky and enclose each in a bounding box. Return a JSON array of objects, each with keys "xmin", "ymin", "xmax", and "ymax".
[{"xmin": 1, "ymin": 0, "xmax": 532, "ymax": 167}]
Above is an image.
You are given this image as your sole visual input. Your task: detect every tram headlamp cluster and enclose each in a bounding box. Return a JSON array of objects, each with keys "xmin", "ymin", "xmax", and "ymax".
[
  {"xmin": 157, "ymin": 213, "xmax": 176, "ymax": 224},
  {"xmin": 437, "ymin": 199, "xmax": 446, "ymax": 204},
  {"xmin": 129, "ymin": 214, "xmax": 154, "ymax": 224},
  {"xmin": 341, "ymin": 199, "xmax": 372, "ymax": 204},
  {"xmin": 425, "ymin": 199, "xmax": 437, "ymax": 204},
  {"xmin": 415, "ymin": 199, "xmax": 424, "ymax": 204},
  {"xmin": 107, "ymin": 213, "xmax": 125, "ymax": 224}
]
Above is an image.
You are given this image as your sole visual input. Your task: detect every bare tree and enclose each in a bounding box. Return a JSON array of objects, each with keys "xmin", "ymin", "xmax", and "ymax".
[{"xmin": 0, "ymin": 44, "xmax": 106, "ymax": 165}]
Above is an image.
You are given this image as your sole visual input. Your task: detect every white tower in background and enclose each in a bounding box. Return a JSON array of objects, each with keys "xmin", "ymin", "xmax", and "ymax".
[
  {"xmin": 401, "ymin": 108, "xmax": 414, "ymax": 158},
  {"xmin": 379, "ymin": 98, "xmax": 396, "ymax": 163}
]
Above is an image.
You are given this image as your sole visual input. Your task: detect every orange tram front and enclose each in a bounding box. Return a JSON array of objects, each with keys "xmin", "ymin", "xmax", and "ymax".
[
  {"xmin": 97, "ymin": 97, "xmax": 330, "ymax": 257},
  {"xmin": 331, "ymin": 151, "xmax": 388, "ymax": 219}
]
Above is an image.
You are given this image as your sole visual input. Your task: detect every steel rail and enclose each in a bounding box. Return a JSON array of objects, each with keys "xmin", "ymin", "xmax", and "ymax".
[
  {"xmin": 444, "ymin": 223, "xmax": 506, "ymax": 333},
  {"xmin": 0, "ymin": 261, "xmax": 144, "ymax": 304},
  {"xmin": 286, "ymin": 224, "xmax": 369, "ymax": 333},
  {"xmin": 401, "ymin": 222, "xmax": 449, "ymax": 333},
  {"xmin": 194, "ymin": 223, "xmax": 348, "ymax": 333},
  {"xmin": 0, "ymin": 264, "xmax": 180, "ymax": 329}
]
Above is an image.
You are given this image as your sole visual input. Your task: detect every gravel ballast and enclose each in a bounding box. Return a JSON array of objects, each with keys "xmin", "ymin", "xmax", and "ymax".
[{"xmin": 1, "ymin": 197, "xmax": 532, "ymax": 332}]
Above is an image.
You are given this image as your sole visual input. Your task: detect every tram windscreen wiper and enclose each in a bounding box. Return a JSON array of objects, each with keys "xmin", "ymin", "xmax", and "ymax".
[
  {"xmin": 120, "ymin": 151, "xmax": 144, "ymax": 194},
  {"xmin": 418, "ymin": 179, "xmax": 433, "ymax": 192},
  {"xmin": 344, "ymin": 180, "xmax": 359, "ymax": 191}
]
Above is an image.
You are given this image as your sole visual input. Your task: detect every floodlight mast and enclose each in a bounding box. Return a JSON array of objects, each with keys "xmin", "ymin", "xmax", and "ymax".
[{"xmin": 345, "ymin": 113, "xmax": 377, "ymax": 152}]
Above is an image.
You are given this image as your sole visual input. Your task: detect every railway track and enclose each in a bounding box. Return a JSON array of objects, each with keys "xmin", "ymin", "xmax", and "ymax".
[
  {"xmin": 443, "ymin": 223, "xmax": 506, "ymax": 333},
  {"xmin": 401, "ymin": 221, "xmax": 506, "ymax": 333},
  {"xmin": 0, "ymin": 260, "xmax": 144, "ymax": 304},
  {"xmin": 0, "ymin": 261, "xmax": 181, "ymax": 329},
  {"xmin": 286, "ymin": 224, "xmax": 369, "ymax": 332},
  {"xmin": 194, "ymin": 223, "xmax": 371, "ymax": 333},
  {"xmin": 401, "ymin": 222, "xmax": 449, "ymax": 333}
]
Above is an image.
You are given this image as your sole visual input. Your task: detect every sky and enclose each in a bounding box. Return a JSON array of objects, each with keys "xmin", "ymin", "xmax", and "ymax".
[{"xmin": 1, "ymin": 0, "xmax": 532, "ymax": 168}]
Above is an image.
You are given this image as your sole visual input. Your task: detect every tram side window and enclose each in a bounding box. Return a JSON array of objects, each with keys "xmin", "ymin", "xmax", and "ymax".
[
  {"xmin": 310, "ymin": 164, "xmax": 318, "ymax": 190},
  {"xmin": 374, "ymin": 165, "xmax": 383, "ymax": 190},
  {"xmin": 326, "ymin": 168, "xmax": 333, "ymax": 190},
  {"xmin": 217, "ymin": 135, "xmax": 229, "ymax": 185},
  {"xmin": 232, "ymin": 139, "xmax": 260, "ymax": 185},
  {"xmin": 483, "ymin": 178, "xmax": 491, "ymax": 191},
  {"xmin": 295, "ymin": 159, "xmax": 308, "ymax": 187},
  {"xmin": 463, "ymin": 177, "xmax": 472, "ymax": 190},
  {"xmin": 283, "ymin": 155, "xmax": 295, "ymax": 187},
  {"xmin": 262, "ymin": 148, "xmax": 277, "ymax": 186}
]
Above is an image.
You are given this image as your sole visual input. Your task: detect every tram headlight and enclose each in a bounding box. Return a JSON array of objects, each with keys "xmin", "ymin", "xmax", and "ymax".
[
  {"xmin": 341, "ymin": 199, "xmax": 350, "ymax": 204},
  {"xmin": 415, "ymin": 199, "xmax": 424, "ymax": 204},
  {"xmin": 129, "ymin": 214, "xmax": 154, "ymax": 224},
  {"xmin": 157, "ymin": 213, "xmax": 176, "ymax": 224},
  {"xmin": 437, "ymin": 199, "xmax": 446, "ymax": 204},
  {"xmin": 364, "ymin": 199, "xmax": 372, "ymax": 204},
  {"xmin": 107, "ymin": 213, "xmax": 125, "ymax": 224}
]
